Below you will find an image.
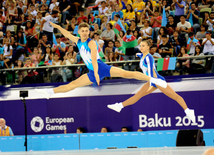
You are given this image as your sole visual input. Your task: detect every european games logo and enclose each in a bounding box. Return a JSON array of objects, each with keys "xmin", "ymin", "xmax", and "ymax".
[{"xmin": 30, "ymin": 116, "xmax": 44, "ymax": 132}]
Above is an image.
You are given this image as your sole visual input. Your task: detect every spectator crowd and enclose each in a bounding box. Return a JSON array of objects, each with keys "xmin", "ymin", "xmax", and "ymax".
[{"xmin": 0, "ymin": 0, "xmax": 214, "ymax": 85}]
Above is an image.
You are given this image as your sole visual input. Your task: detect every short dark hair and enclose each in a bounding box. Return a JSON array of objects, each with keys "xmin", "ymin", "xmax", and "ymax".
[
  {"xmin": 162, "ymin": 34, "xmax": 167, "ymax": 38},
  {"xmin": 114, "ymin": 14, "xmax": 120, "ymax": 18},
  {"xmin": 191, "ymin": 2, "xmax": 196, "ymax": 6},
  {"xmin": 108, "ymin": 40, "xmax": 114, "ymax": 44},
  {"xmin": 188, "ymin": 32, "xmax": 194, "ymax": 37},
  {"xmin": 168, "ymin": 15, "xmax": 174, "ymax": 19},
  {"xmin": 180, "ymin": 15, "xmax": 186, "ymax": 18},
  {"xmin": 115, "ymin": 40, "xmax": 120, "ymax": 44},
  {"xmin": 56, "ymin": 35, "xmax": 61, "ymax": 39},
  {"xmin": 127, "ymin": 29, "xmax": 132, "ymax": 35},
  {"xmin": 77, "ymin": 127, "xmax": 84, "ymax": 133}
]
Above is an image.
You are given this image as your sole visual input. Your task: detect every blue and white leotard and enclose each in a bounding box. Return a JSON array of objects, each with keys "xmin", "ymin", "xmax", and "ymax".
[
  {"xmin": 76, "ymin": 38, "xmax": 112, "ymax": 83},
  {"xmin": 137, "ymin": 53, "xmax": 165, "ymax": 88}
]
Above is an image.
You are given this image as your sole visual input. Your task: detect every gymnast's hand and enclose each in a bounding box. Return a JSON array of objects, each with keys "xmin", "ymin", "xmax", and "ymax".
[
  {"xmin": 49, "ymin": 22, "xmax": 60, "ymax": 29},
  {"xmin": 94, "ymin": 72, "xmax": 100, "ymax": 85}
]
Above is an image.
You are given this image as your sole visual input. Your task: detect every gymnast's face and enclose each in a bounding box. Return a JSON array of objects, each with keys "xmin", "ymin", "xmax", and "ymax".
[
  {"xmin": 78, "ymin": 27, "xmax": 90, "ymax": 40},
  {"xmin": 140, "ymin": 42, "xmax": 150, "ymax": 53}
]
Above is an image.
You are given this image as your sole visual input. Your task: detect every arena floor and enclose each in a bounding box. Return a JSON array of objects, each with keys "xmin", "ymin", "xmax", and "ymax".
[{"xmin": 0, "ymin": 147, "xmax": 212, "ymax": 155}]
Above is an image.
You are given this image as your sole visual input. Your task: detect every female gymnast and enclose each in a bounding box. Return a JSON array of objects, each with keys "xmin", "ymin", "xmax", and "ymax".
[
  {"xmin": 35, "ymin": 22, "xmax": 167, "ymax": 99},
  {"xmin": 107, "ymin": 40, "xmax": 196, "ymax": 123}
]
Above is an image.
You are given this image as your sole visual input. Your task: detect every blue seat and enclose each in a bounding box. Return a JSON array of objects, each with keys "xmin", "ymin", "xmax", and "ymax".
[{"xmin": 92, "ymin": 10, "xmax": 99, "ymax": 16}]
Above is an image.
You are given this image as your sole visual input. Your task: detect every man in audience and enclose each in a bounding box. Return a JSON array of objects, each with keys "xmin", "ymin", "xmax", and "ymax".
[
  {"xmin": 204, "ymin": 12, "xmax": 214, "ymax": 31},
  {"xmin": 202, "ymin": 31, "xmax": 214, "ymax": 55},
  {"xmin": 186, "ymin": 2, "xmax": 200, "ymax": 35},
  {"xmin": 39, "ymin": 34, "xmax": 52, "ymax": 54},
  {"xmin": 159, "ymin": 34, "xmax": 173, "ymax": 57},
  {"xmin": 0, "ymin": 118, "xmax": 14, "ymax": 136},
  {"xmin": 101, "ymin": 127, "xmax": 108, "ymax": 133},
  {"xmin": 176, "ymin": 15, "xmax": 191, "ymax": 43},
  {"xmin": 150, "ymin": 10, "xmax": 162, "ymax": 42},
  {"xmin": 59, "ymin": 0, "xmax": 71, "ymax": 24},
  {"xmin": 52, "ymin": 35, "xmax": 66, "ymax": 60},
  {"xmin": 171, "ymin": 0, "xmax": 185, "ymax": 25},
  {"xmin": 121, "ymin": 127, "xmax": 129, "ymax": 132}
]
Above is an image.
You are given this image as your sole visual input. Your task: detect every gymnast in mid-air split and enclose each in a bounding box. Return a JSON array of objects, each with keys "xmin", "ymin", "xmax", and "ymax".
[
  {"xmin": 35, "ymin": 22, "xmax": 167, "ymax": 99},
  {"xmin": 107, "ymin": 40, "xmax": 196, "ymax": 123}
]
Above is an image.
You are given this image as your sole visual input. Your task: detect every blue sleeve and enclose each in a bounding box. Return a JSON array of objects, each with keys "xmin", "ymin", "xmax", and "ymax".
[
  {"xmin": 24, "ymin": 36, "xmax": 27, "ymax": 44},
  {"xmin": 145, "ymin": 55, "xmax": 154, "ymax": 77},
  {"xmin": 112, "ymin": 12, "xmax": 115, "ymax": 20},
  {"xmin": 61, "ymin": 42, "xmax": 66, "ymax": 48},
  {"xmin": 136, "ymin": 53, "xmax": 143, "ymax": 58},
  {"xmin": 120, "ymin": 11, "xmax": 123, "ymax": 19},
  {"xmin": 9, "ymin": 127, "xmax": 14, "ymax": 136}
]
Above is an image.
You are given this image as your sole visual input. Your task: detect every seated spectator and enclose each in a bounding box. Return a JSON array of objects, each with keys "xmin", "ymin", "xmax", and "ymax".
[
  {"xmin": 143, "ymin": 1, "xmax": 155, "ymax": 17},
  {"xmin": 39, "ymin": 4, "xmax": 48, "ymax": 16},
  {"xmin": 65, "ymin": 17, "xmax": 77, "ymax": 33},
  {"xmin": 21, "ymin": 58, "xmax": 38, "ymax": 84},
  {"xmin": 121, "ymin": 126, "xmax": 129, "ymax": 132},
  {"xmin": 150, "ymin": 45, "xmax": 161, "ymax": 58},
  {"xmin": 52, "ymin": 53, "xmax": 62, "ymax": 66},
  {"xmin": 204, "ymin": 12, "xmax": 214, "ymax": 31},
  {"xmin": 115, "ymin": 40, "xmax": 125, "ymax": 61},
  {"xmin": 202, "ymin": 31, "xmax": 214, "ymax": 55},
  {"xmin": 139, "ymin": 20, "xmax": 152, "ymax": 40},
  {"xmin": 170, "ymin": 31, "xmax": 183, "ymax": 56},
  {"xmin": 119, "ymin": 0, "xmax": 133, "ymax": 10},
  {"xmin": 52, "ymin": 35, "xmax": 66, "ymax": 60},
  {"xmin": 106, "ymin": 51, "xmax": 116, "ymax": 62},
  {"xmin": 158, "ymin": 0, "xmax": 170, "ymax": 16},
  {"xmin": 133, "ymin": 29, "xmax": 140, "ymax": 39},
  {"xmin": 77, "ymin": 10, "xmax": 88, "ymax": 24},
  {"xmin": 104, "ymin": 40, "xmax": 115, "ymax": 55},
  {"xmin": 7, "ymin": 1, "xmax": 18, "ymax": 17},
  {"xmin": 93, "ymin": 32, "xmax": 104, "ymax": 49},
  {"xmin": 186, "ymin": 2, "xmax": 200, "ymax": 35},
  {"xmin": 132, "ymin": 0, "xmax": 145, "ymax": 21},
  {"xmin": 150, "ymin": 10, "xmax": 162, "ymax": 42},
  {"xmin": 0, "ymin": 11, "xmax": 6, "ymax": 27},
  {"xmin": 49, "ymin": 0, "xmax": 59, "ymax": 13},
  {"xmin": 166, "ymin": 15, "xmax": 176, "ymax": 36},
  {"xmin": 99, "ymin": 1, "xmax": 108, "ymax": 15},
  {"xmin": 158, "ymin": 34, "xmax": 173, "ymax": 57},
  {"xmin": 51, "ymin": 53, "xmax": 64, "ymax": 82},
  {"xmin": 111, "ymin": 3, "xmax": 123, "ymax": 20},
  {"xmin": 25, "ymin": 20, "xmax": 38, "ymax": 50},
  {"xmin": 187, "ymin": 32, "xmax": 200, "ymax": 55},
  {"xmin": 124, "ymin": 4, "xmax": 135, "ymax": 23},
  {"xmin": 30, "ymin": 47, "xmax": 41, "ymax": 65},
  {"xmin": 17, "ymin": 1, "xmax": 27, "ymax": 14},
  {"xmin": 90, "ymin": 23, "xmax": 102, "ymax": 37},
  {"xmin": 63, "ymin": 47, "xmax": 77, "ymax": 64},
  {"xmin": 4, "ymin": 14, "xmax": 16, "ymax": 35},
  {"xmin": 101, "ymin": 16, "xmax": 108, "ymax": 31},
  {"xmin": 3, "ymin": 30, "xmax": 15, "ymax": 47},
  {"xmin": 195, "ymin": 24, "xmax": 207, "ymax": 42},
  {"xmin": 35, "ymin": 11, "xmax": 43, "ymax": 32},
  {"xmin": 101, "ymin": 127, "xmax": 108, "ymax": 133},
  {"xmin": 171, "ymin": 0, "xmax": 186, "ymax": 25},
  {"xmin": 129, "ymin": 20, "xmax": 140, "ymax": 32},
  {"xmin": 176, "ymin": 15, "xmax": 191, "ymax": 43},
  {"xmin": 190, "ymin": 45, "xmax": 205, "ymax": 74},
  {"xmin": 27, "ymin": 4, "xmax": 37, "ymax": 19},
  {"xmin": 25, "ymin": 14, "xmax": 35, "ymax": 27},
  {"xmin": 0, "ymin": 31, "xmax": 3, "ymax": 61},
  {"xmin": 30, "ymin": 0, "xmax": 39, "ymax": 11},
  {"xmin": 76, "ymin": 127, "xmax": 84, "ymax": 133},
  {"xmin": 0, "ymin": 118, "xmax": 14, "ymax": 136},
  {"xmin": 176, "ymin": 46, "xmax": 190, "ymax": 75},
  {"xmin": 14, "ymin": 30, "xmax": 27, "ymax": 61},
  {"xmin": 157, "ymin": 26, "xmax": 169, "ymax": 45},
  {"xmin": 38, "ymin": 34, "xmax": 52, "ymax": 54},
  {"xmin": 59, "ymin": 0, "xmax": 71, "ymax": 24},
  {"xmin": 3, "ymin": 38, "xmax": 13, "ymax": 68},
  {"xmin": 137, "ymin": 129, "xmax": 143, "ymax": 132},
  {"xmin": 138, "ymin": 12, "xmax": 147, "ymax": 26},
  {"xmin": 100, "ymin": 23, "xmax": 115, "ymax": 42},
  {"xmin": 40, "ymin": 46, "xmax": 53, "ymax": 63},
  {"xmin": 15, "ymin": 59, "xmax": 24, "ymax": 83}
]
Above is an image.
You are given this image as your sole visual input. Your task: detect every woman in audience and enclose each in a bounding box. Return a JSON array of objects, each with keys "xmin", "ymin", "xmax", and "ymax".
[
  {"xmin": 3, "ymin": 30, "xmax": 15, "ymax": 47},
  {"xmin": 111, "ymin": 3, "xmax": 123, "ymax": 20},
  {"xmin": 25, "ymin": 20, "xmax": 38, "ymax": 50},
  {"xmin": 3, "ymin": 38, "xmax": 13, "ymax": 68},
  {"xmin": 40, "ymin": 46, "xmax": 53, "ymax": 64},
  {"xmin": 139, "ymin": 20, "xmax": 152, "ymax": 40},
  {"xmin": 157, "ymin": 26, "xmax": 169, "ymax": 45},
  {"xmin": 64, "ymin": 45, "xmax": 77, "ymax": 64},
  {"xmin": 65, "ymin": 17, "xmax": 77, "ymax": 33},
  {"xmin": 138, "ymin": 12, "xmax": 147, "ymax": 26},
  {"xmin": 14, "ymin": 30, "xmax": 27, "ymax": 61},
  {"xmin": 176, "ymin": 47, "xmax": 190, "ymax": 75},
  {"xmin": 124, "ymin": 4, "xmax": 135, "ymax": 23},
  {"xmin": 30, "ymin": 47, "xmax": 41, "ymax": 65},
  {"xmin": 195, "ymin": 24, "xmax": 207, "ymax": 43}
]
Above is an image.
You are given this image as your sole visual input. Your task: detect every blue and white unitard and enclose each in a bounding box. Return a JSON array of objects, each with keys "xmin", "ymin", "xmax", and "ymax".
[
  {"xmin": 76, "ymin": 38, "xmax": 112, "ymax": 83},
  {"xmin": 137, "ymin": 53, "xmax": 165, "ymax": 88}
]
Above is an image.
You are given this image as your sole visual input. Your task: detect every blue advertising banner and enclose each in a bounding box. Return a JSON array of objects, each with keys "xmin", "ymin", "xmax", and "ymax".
[{"xmin": 0, "ymin": 89, "xmax": 213, "ymax": 135}]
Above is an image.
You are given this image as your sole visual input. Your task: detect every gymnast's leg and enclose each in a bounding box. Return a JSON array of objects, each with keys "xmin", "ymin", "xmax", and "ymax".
[
  {"xmin": 35, "ymin": 74, "xmax": 93, "ymax": 99},
  {"xmin": 107, "ymin": 82, "xmax": 157, "ymax": 112}
]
